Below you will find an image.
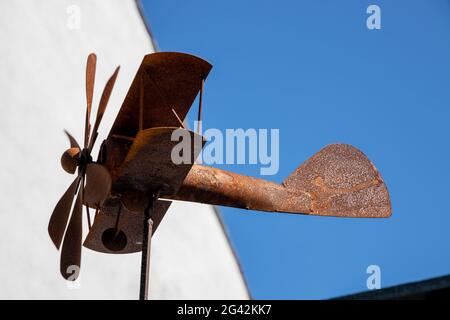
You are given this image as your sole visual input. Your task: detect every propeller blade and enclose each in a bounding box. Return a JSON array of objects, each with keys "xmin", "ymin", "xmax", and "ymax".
[
  {"xmin": 60, "ymin": 181, "xmax": 83, "ymax": 281},
  {"xmin": 60, "ymin": 147, "xmax": 80, "ymax": 174},
  {"xmin": 83, "ymin": 163, "xmax": 112, "ymax": 208},
  {"xmin": 64, "ymin": 130, "xmax": 80, "ymax": 149},
  {"xmin": 88, "ymin": 66, "xmax": 120, "ymax": 151},
  {"xmin": 85, "ymin": 53, "xmax": 97, "ymax": 148},
  {"xmin": 48, "ymin": 177, "xmax": 81, "ymax": 249}
]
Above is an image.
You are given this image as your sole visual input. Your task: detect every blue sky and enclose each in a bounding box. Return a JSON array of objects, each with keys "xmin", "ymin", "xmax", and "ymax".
[{"xmin": 141, "ymin": 0, "xmax": 450, "ymax": 299}]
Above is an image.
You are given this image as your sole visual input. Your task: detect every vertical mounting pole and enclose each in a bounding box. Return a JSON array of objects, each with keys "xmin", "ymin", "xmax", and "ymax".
[
  {"xmin": 197, "ymin": 78, "xmax": 204, "ymax": 135},
  {"xmin": 139, "ymin": 193, "xmax": 156, "ymax": 300}
]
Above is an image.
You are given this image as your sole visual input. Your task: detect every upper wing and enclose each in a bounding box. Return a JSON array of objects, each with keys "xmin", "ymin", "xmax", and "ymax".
[{"xmin": 108, "ymin": 52, "xmax": 212, "ymax": 138}]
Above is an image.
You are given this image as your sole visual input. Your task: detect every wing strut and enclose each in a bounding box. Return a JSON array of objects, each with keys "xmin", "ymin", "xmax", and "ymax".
[{"xmin": 197, "ymin": 78, "xmax": 204, "ymax": 135}]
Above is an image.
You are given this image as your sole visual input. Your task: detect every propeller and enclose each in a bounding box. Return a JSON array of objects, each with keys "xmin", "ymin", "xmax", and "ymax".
[{"xmin": 48, "ymin": 53, "xmax": 118, "ymax": 280}]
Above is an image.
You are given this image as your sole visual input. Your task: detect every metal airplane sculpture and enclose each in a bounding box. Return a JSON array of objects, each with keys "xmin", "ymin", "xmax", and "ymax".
[{"xmin": 49, "ymin": 52, "xmax": 391, "ymax": 299}]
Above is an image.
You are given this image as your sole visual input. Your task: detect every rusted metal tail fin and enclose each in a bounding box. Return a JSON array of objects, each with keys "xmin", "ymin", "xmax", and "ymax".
[{"xmin": 283, "ymin": 144, "xmax": 392, "ymax": 218}]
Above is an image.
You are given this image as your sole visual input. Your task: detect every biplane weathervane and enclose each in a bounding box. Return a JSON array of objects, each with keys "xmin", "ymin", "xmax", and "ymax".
[{"xmin": 49, "ymin": 52, "xmax": 391, "ymax": 300}]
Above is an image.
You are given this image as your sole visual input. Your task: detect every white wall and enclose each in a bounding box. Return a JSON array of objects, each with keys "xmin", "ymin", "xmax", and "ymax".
[{"xmin": 0, "ymin": 0, "xmax": 249, "ymax": 299}]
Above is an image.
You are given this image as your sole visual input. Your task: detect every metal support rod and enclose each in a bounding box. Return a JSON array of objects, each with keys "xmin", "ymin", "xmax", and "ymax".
[
  {"xmin": 85, "ymin": 205, "xmax": 92, "ymax": 230},
  {"xmin": 139, "ymin": 195, "xmax": 155, "ymax": 300},
  {"xmin": 171, "ymin": 108, "xmax": 186, "ymax": 129},
  {"xmin": 197, "ymin": 78, "xmax": 204, "ymax": 135}
]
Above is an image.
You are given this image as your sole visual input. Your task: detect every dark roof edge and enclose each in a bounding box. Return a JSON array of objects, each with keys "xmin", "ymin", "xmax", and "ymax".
[{"xmin": 334, "ymin": 274, "xmax": 450, "ymax": 300}]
